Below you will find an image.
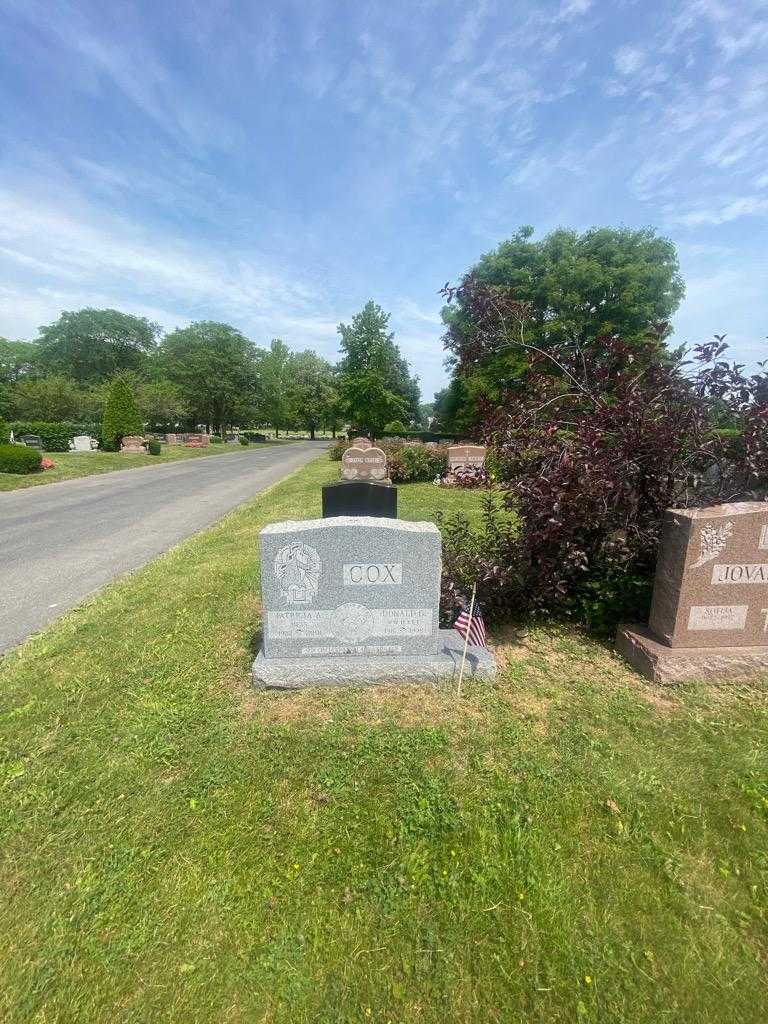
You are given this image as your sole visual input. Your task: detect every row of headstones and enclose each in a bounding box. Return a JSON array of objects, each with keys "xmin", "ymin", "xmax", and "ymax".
[{"xmin": 340, "ymin": 438, "xmax": 488, "ymax": 482}]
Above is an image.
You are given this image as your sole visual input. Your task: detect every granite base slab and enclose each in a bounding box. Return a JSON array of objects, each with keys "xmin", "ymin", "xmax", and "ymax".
[
  {"xmin": 616, "ymin": 623, "xmax": 768, "ymax": 685},
  {"xmin": 252, "ymin": 628, "xmax": 497, "ymax": 690}
]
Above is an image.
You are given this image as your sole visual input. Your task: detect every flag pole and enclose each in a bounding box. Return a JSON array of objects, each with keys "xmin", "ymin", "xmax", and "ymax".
[{"xmin": 457, "ymin": 582, "xmax": 477, "ymax": 699}]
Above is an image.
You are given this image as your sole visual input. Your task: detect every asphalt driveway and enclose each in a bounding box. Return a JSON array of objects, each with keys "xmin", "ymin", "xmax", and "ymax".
[{"xmin": 0, "ymin": 442, "xmax": 324, "ymax": 652}]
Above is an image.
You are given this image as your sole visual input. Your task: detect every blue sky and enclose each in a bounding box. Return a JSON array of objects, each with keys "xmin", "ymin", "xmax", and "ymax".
[{"xmin": 1, "ymin": 0, "xmax": 766, "ymax": 400}]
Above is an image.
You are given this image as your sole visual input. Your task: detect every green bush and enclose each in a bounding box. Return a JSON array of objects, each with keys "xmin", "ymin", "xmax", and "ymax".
[
  {"xmin": 102, "ymin": 375, "xmax": 142, "ymax": 449},
  {"xmin": 0, "ymin": 418, "xmax": 9, "ymax": 444},
  {"xmin": 210, "ymin": 434, "xmax": 224, "ymax": 444},
  {"xmin": 0, "ymin": 443, "xmax": 42, "ymax": 474},
  {"xmin": 384, "ymin": 419, "xmax": 407, "ymax": 434},
  {"xmin": 328, "ymin": 439, "xmax": 350, "ymax": 461},
  {"xmin": 239, "ymin": 436, "xmax": 249, "ymax": 446},
  {"xmin": 7, "ymin": 421, "xmax": 75, "ymax": 451},
  {"xmin": 386, "ymin": 442, "xmax": 447, "ymax": 483},
  {"xmin": 147, "ymin": 439, "xmax": 162, "ymax": 456}
]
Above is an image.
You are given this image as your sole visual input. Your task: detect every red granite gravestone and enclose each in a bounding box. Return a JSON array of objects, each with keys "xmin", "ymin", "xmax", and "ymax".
[{"xmin": 616, "ymin": 501, "xmax": 768, "ymax": 683}]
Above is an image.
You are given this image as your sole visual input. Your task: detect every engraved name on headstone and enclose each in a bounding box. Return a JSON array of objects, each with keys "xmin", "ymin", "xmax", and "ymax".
[
  {"xmin": 259, "ymin": 517, "xmax": 440, "ymax": 659},
  {"xmin": 253, "ymin": 515, "xmax": 497, "ymax": 687},
  {"xmin": 649, "ymin": 502, "xmax": 768, "ymax": 648},
  {"xmin": 341, "ymin": 444, "xmax": 388, "ymax": 481},
  {"xmin": 447, "ymin": 444, "xmax": 487, "ymax": 471}
]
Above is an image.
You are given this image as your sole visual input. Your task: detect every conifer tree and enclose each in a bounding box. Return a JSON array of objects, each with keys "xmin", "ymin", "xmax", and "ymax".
[{"xmin": 101, "ymin": 374, "xmax": 142, "ymax": 449}]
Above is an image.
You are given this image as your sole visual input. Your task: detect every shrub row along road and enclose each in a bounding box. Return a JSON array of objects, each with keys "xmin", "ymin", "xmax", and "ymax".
[{"xmin": 0, "ymin": 442, "xmax": 325, "ymax": 653}]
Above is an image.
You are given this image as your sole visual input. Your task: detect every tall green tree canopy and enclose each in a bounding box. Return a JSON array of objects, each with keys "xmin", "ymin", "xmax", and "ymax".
[
  {"xmin": 289, "ymin": 351, "xmax": 338, "ymax": 440},
  {"xmin": 36, "ymin": 309, "xmax": 160, "ymax": 383},
  {"xmin": 0, "ymin": 339, "xmax": 39, "ymax": 384},
  {"xmin": 8, "ymin": 374, "xmax": 84, "ymax": 421},
  {"xmin": 337, "ymin": 301, "xmax": 420, "ymax": 428},
  {"xmin": 441, "ymin": 225, "xmax": 685, "ymax": 429},
  {"xmin": 254, "ymin": 339, "xmax": 296, "ymax": 435},
  {"xmin": 157, "ymin": 321, "xmax": 257, "ymax": 433}
]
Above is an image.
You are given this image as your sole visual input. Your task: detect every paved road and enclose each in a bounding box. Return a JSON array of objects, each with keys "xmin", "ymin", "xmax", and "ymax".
[{"xmin": 0, "ymin": 442, "xmax": 325, "ymax": 653}]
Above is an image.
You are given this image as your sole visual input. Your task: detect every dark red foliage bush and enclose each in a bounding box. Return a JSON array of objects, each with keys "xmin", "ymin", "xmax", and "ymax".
[{"xmin": 439, "ymin": 277, "xmax": 768, "ymax": 630}]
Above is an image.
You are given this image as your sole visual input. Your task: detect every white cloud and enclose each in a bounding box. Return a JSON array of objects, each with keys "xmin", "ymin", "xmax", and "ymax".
[
  {"xmin": 671, "ymin": 195, "xmax": 768, "ymax": 226},
  {"xmin": 558, "ymin": 0, "xmax": 593, "ymax": 20},
  {"xmin": 614, "ymin": 46, "xmax": 644, "ymax": 76}
]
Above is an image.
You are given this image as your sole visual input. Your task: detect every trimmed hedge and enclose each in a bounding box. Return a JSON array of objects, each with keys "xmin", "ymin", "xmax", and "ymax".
[
  {"xmin": 7, "ymin": 421, "xmax": 97, "ymax": 452},
  {"xmin": 0, "ymin": 443, "xmax": 42, "ymax": 474},
  {"xmin": 147, "ymin": 439, "xmax": 162, "ymax": 456}
]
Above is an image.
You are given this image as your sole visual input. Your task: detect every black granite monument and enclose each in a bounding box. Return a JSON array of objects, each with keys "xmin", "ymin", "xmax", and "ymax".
[{"xmin": 322, "ymin": 480, "xmax": 397, "ymax": 519}]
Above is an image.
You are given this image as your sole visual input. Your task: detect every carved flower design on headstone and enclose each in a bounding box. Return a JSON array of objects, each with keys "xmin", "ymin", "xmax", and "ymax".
[{"xmin": 691, "ymin": 520, "xmax": 734, "ymax": 569}]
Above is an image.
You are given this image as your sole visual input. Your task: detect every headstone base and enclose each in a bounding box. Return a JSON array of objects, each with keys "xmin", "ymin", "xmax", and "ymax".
[
  {"xmin": 616, "ymin": 623, "xmax": 768, "ymax": 685},
  {"xmin": 252, "ymin": 628, "xmax": 497, "ymax": 690}
]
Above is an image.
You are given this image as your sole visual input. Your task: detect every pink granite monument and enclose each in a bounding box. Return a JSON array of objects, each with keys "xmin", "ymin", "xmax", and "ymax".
[{"xmin": 617, "ymin": 501, "xmax": 768, "ymax": 683}]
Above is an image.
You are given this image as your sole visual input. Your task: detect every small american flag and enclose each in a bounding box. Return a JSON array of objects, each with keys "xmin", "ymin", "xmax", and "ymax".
[{"xmin": 454, "ymin": 597, "xmax": 487, "ymax": 649}]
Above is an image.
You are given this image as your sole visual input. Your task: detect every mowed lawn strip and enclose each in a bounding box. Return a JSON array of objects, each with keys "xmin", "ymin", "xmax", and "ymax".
[
  {"xmin": 1, "ymin": 456, "xmax": 766, "ymax": 1023},
  {"xmin": 0, "ymin": 438, "xmax": 300, "ymax": 492}
]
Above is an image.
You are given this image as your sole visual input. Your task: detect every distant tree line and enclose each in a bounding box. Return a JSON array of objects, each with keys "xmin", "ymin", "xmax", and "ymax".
[{"xmin": 0, "ymin": 301, "xmax": 422, "ymax": 439}]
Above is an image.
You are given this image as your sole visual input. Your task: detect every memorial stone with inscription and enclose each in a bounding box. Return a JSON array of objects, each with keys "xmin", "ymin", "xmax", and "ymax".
[
  {"xmin": 617, "ymin": 501, "xmax": 768, "ymax": 682},
  {"xmin": 120, "ymin": 435, "xmax": 146, "ymax": 453},
  {"xmin": 447, "ymin": 444, "xmax": 487, "ymax": 471},
  {"xmin": 252, "ymin": 516, "xmax": 496, "ymax": 688},
  {"xmin": 341, "ymin": 444, "xmax": 388, "ymax": 482},
  {"xmin": 71, "ymin": 435, "xmax": 95, "ymax": 452}
]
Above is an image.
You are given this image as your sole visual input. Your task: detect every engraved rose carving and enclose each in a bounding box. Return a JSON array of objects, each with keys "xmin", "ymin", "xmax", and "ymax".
[{"xmin": 691, "ymin": 521, "xmax": 733, "ymax": 569}]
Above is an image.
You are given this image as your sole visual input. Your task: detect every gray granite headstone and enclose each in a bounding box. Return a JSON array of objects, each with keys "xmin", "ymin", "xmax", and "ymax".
[{"xmin": 252, "ymin": 516, "xmax": 496, "ymax": 688}]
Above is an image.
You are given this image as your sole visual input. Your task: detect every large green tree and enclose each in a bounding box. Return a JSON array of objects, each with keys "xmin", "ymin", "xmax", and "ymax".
[
  {"xmin": 254, "ymin": 339, "xmax": 295, "ymax": 436},
  {"xmin": 442, "ymin": 225, "xmax": 685, "ymax": 426},
  {"xmin": 289, "ymin": 351, "xmax": 339, "ymax": 440},
  {"xmin": 7, "ymin": 374, "xmax": 84, "ymax": 421},
  {"xmin": 158, "ymin": 322, "xmax": 257, "ymax": 434},
  {"xmin": 0, "ymin": 339, "xmax": 39, "ymax": 383},
  {"xmin": 337, "ymin": 301, "xmax": 420, "ymax": 430},
  {"xmin": 36, "ymin": 309, "xmax": 160, "ymax": 384}
]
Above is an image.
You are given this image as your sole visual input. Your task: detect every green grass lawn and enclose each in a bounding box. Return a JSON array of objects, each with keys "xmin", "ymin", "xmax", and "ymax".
[
  {"xmin": 1, "ymin": 456, "xmax": 766, "ymax": 1022},
  {"xmin": 0, "ymin": 440, "xmax": 297, "ymax": 492}
]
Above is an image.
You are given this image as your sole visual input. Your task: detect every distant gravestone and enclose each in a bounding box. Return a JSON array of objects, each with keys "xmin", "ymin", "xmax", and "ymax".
[
  {"xmin": 120, "ymin": 435, "xmax": 146, "ymax": 453},
  {"xmin": 21, "ymin": 434, "xmax": 43, "ymax": 450},
  {"xmin": 447, "ymin": 445, "xmax": 487, "ymax": 472},
  {"xmin": 322, "ymin": 480, "xmax": 397, "ymax": 519},
  {"xmin": 71, "ymin": 435, "xmax": 95, "ymax": 452},
  {"xmin": 617, "ymin": 501, "xmax": 768, "ymax": 682},
  {"xmin": 341, "ymin": 444, "xmax": 388, "ymax": 482},
  {"xmin": 252, "ymin": 516, "xmax": 496, "ymax": 688}
]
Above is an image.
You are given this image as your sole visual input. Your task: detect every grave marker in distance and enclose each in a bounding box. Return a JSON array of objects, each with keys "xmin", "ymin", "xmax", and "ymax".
[
  {"xmin": 447, "ymin": 444, "xmax": 487, "ymax": 472},
  {"xmin": 341, "ymin": 444, "xmax": 388, "ymax": 482}
]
